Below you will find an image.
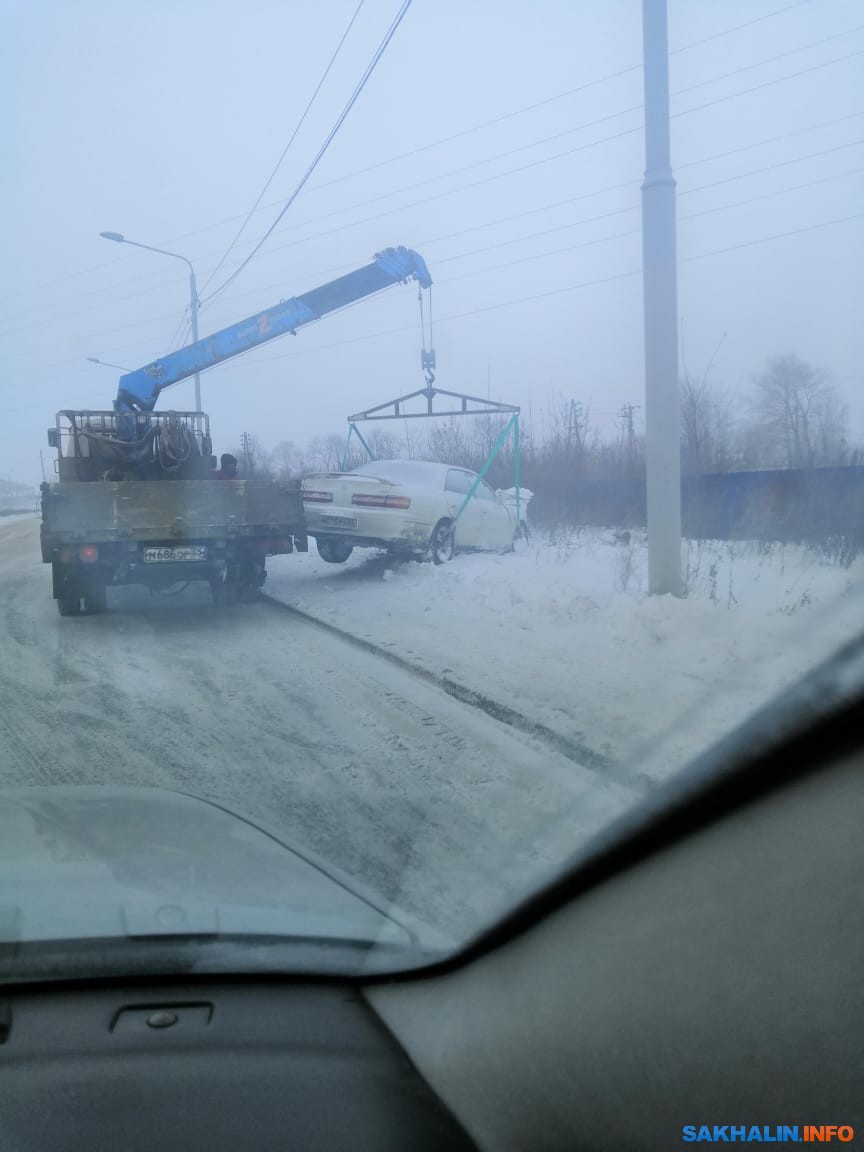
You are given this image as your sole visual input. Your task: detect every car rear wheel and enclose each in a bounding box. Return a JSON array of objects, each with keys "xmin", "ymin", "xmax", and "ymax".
[
  {"xmin": 317, "ymin": 537, "xmax": 354, "ymax": 564},
  {"xmin": 429, "ymin": 520, "xmax": 455, "ymax": 564}
]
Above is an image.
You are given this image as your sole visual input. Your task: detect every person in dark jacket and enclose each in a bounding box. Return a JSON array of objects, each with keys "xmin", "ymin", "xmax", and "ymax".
[{"xmin": 214, "ymin": 453, "xmax": 238, "ymax": 479}]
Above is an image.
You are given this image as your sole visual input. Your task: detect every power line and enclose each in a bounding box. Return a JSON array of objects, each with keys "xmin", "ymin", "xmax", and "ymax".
[
  {"xmin": 679, "ymin": 211, "xmax": 864, "ymax": 265},
  {"xmin": 672, "ymin": 48, "xmax": 864, "ymax": 122},
  {"xmin": 8, "ymin": 106, "xmax": 859, "ymax": 341},
  {"xmin": 190, "ymin": 20, "xmax": 862, "ymax": 255},
  {"xmin": 275, "ymin": 215, "xmax": 864, "ymax": 357},
  {"xmin": 676, "ymin": 110, "xmax": 864, "ymax": 171},
  {"xmin": 1, "ymin": 2, "xmax": 844, "ymax": 311},
  {"xmin": 680, "ymin": 167, "xmax": 864, "ymax": 221},
  {"xmin": 673, "ymin": 22, "xmax": 862, "ymax": 97},
  {"xmin": 6, "ymin": 34, "xmax": 858, "ymax": 319},
  {"xmin": 6, "ymin": 74, "xmax": 861, "ymax": 355},
  {"xmin": 437, "ymin": 227, "xmax": 641, "ymax": 284},
  {"xmin": 165, "ymin": 307, "xmax": 190, "ymax": 353},
  {"xmin": 202, "ymin": 49, "xmax": 863, "ymax": 302},
  {"xmin": 671, "ymin": 0, "xmax": 815, "ymax": 55},
  {"xmin": 5, "ymin": 136, "xmax": 861, "ymax": 376},
  {"xmin": 202, "ymin": 99, "xmax": 862, "ymax": 292},
  {"xmin": 234, "ymin": 212, "xmax": 863, "ymax": 369},
  {"xmin": 155, "ymin": 3, "xmax": 832, "ymax": 239},
  {"xmin": 181, "ymin": 135, "xmax": 864, "ymax": 313},
  {"xmin": 199, "ymin": 0, "xmax": 367, "ymax": 296},
  {"xmin": 0, "ymin": 267, "xmax": 189, "ymax": 335},
  {"xmin": 432, "ymin": 158, "xmax": 862, "ymax": 275},
  {"xmin": 434, "ymin": 170, "xmax": 861, "ymax": 286},
  {"xmin": 678, "ymin": 139, "xmax": 864, "ymax": 198},
  {"xmin": 6, "ymin": 122, "xmax": 862, "ymax": 374},
  {"xmin": 9, "ymin": 208, "xmax": 859, "ymax": 402},
  {"xmin": 201, "ymin": 0, "xmax": 414, "ymax": 306}
]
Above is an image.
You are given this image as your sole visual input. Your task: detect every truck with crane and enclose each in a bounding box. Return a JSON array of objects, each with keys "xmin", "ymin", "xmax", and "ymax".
[{"xmin": 40, "ymin": 247, "xmax": 432, "ymax": 615}]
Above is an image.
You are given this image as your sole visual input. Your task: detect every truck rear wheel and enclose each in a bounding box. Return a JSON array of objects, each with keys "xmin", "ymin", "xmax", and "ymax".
[
  {"xmin": 57, "ymin": 595, "xmax": 81, "ymax": 617},
  {"xmin": 209, "ymin": 574, "xmax": 227, "ymax": 606},
  {"xmin": 83, "ymin": 584, "xmax": 108, "ymax": 615}
]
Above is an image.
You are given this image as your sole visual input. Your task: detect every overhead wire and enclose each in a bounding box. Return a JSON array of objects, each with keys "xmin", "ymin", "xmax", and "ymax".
[
  {"xmin": 4, "ymin": 132, "xmax": 861, "ymax": 380},
  {"xmin": 198, "ymin": 47, "xmax": 864, "ymax": 296},
  {"xmin": 102, "ymin": 209, "xmax": 864, "ymax": 378},
  {"xmin": 243, "ymin": 211, "xmax": 862, "ymax": 367},
  {"xmin": 672, "ymin": 22, "xmax": 863, "ymax": 97},
  {"xmin": 199, "ymin": 0, "xmax": 367, "ymax": 296},
  {"xmin": 12, "ymin": 205, "xmax": 859, "ymax": 415},
  {"xmin": 200, "ymin": 0, "xmax": 414, "ymax": 307},
  {"xmin": 5, "ymin": 19, "xmax": 861, "ymax": 315},
  {"xmin": 5, "ymin": 17, "xmax": 860, "ymax": 378},
  {"xmin": 670, "ymin": 0, "xmax": 814, "ymax": 54},
  {"xmin": 0, "ymin": 0, "xmax": 836, "ymax": 310},
  {"xmin": 435, "ymin": 172, "xmax": 862, "ymax": 285}
]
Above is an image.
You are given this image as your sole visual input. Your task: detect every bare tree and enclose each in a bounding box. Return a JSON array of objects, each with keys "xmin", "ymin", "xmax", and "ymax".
[
  {"xmin": 680, "ymin": 377, "xmax": 736, "ymax": 473},
  {"xmin": 679, "ymin": 331, "xmax": 736, "ymax": 474},
  {"xmin": 427, "ymin": 419, "xmax": 472, "ymax": 466},
  {"xmin": 365, "ymin": 427, "xmax": 400, "ymax": 461},
  {"xmin": 749, "ymin": 354, "xmax": 849, "ymax": 468},
  {"xmin": 270, "ymin": 440, "xmax": 302, "ymax": 480}
]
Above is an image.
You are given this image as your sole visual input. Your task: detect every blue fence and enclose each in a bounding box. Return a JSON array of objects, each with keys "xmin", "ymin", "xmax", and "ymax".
[{"xmin": 532, "ymin": 466, "xmax": 864, "ymax": 547}]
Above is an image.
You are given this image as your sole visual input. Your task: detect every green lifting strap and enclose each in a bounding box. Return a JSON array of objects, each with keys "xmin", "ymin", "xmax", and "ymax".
[
  {"xmin": 340, "ymin": 423, "xmax": 375, "ymax": 471},
  {"xmin": 453, "ymin": 413, "xmax": 519, "ymax": 524}
]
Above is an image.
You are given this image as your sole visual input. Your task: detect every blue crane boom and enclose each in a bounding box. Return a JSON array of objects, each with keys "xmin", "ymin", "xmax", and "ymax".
[{"xmin": 115, "ymin": 246, "xmax": 432, "ymax": 413}]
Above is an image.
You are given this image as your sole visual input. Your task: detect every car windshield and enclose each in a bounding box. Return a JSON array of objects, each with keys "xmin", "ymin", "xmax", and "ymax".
[{"xmin": 2, "ymin": 0, "xmax": 861, "ymax": 984}]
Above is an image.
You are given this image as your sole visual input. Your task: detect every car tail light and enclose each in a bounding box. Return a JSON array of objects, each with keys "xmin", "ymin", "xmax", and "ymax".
[
  {"xmin": 302, "ymin": 490, "xmax": 333, "ymax": 503},
  {"xmin": 78, "ymin": 545, "xmax": 99, "ymax": 563},
  {"xmin": 351, "ymin": 494, "xmax": 411, "ymax": 509}
]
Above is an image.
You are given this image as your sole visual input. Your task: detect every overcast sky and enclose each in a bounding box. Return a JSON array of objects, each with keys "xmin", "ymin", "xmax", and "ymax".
[{"xmin": 4, "ymin": 0, "xmax": 862, "ymax": 485}]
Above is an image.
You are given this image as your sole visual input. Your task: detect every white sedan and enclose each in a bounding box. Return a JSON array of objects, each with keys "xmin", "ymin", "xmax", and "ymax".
[{"xmin": 302, "ymin": 459, "xmax": 519, "ymax": 564}]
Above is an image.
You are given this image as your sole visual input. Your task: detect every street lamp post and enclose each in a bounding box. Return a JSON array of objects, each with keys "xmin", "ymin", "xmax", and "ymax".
[
  {"xmin": 87, "ymin": 356, "xmax": 132, "ymax": 373},
  {"xmin": 99, "ymin": 231, "xmax": 202, "ymax": 413}
]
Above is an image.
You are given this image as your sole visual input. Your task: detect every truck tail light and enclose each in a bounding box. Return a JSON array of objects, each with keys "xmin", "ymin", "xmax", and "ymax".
[
  {"xmin": 351, "ymin": 494, "xmax": 411, "ymax": 509},
  {"xmin": 79, "ymin": 545, "xmax": 99, "ymax": 563},
  {"xmin": 302, "ymin": 490, "xmax": 333, "ymax": 503}
]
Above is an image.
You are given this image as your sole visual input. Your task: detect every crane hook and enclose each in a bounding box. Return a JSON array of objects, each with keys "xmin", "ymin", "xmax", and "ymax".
[{"xmin": 422, "ymin": 348, "xmax": 436, "ymax": 386}]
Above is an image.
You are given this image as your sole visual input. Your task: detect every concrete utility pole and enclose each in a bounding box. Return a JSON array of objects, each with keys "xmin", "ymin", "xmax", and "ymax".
[{"xmin": 641, "ymin": 0, "xmax": 682, "ymax": 596}]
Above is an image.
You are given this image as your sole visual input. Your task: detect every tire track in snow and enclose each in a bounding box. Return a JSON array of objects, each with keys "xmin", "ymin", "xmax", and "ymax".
[{"xmin": 260, "ymin": 593, "xmax": 629, "ymax": 784}]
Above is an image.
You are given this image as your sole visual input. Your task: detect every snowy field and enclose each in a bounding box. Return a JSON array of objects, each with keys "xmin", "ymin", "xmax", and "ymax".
[{"xmin": 267, "ymin": 528, "xmax": 864, "ymax": 780}]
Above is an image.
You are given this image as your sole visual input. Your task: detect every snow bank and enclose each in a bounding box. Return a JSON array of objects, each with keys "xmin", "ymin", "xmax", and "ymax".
[{"xmin": 266, "ymin": 529, "xmax": 864, "ymax": 781}]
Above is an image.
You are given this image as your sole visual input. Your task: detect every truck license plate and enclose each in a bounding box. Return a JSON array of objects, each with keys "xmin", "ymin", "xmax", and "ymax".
[
  {"xmin": 143, "ymin": 546, "xmax": 207, "ymax": 563},
  {"xmin": 321, "ymin": 515, "xmax": 357, "ymax": 529}
]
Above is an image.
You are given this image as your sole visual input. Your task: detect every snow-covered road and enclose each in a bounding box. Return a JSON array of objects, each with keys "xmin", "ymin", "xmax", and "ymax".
[
  {"xmin": 6, "ymin": 514, "xmax": 861, "ymax": 940},
  {"xmin": 0, "ymin": 517, "xmax": 634, "ymax": 943}
]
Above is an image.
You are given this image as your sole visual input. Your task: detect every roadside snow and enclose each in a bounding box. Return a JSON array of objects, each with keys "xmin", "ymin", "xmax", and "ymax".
[
  {"xmin": 266, "ymin": 529, "xmax": 864, "ymax": 780},
  {"xmin": 0, "ymin": 511, "xmax": 38, "ymax": 524}
]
